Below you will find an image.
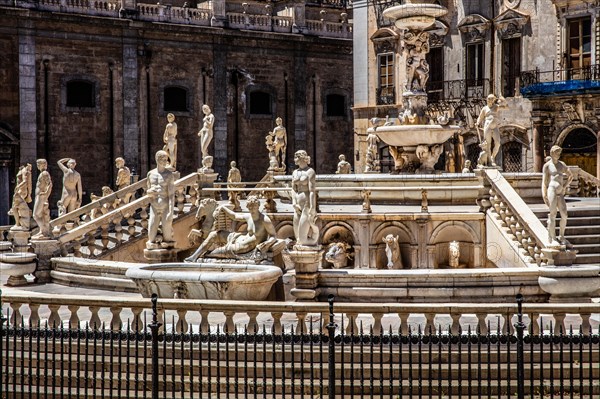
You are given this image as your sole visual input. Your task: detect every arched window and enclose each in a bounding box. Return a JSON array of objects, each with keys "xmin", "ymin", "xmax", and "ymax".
[
  {"xmin": 164, "ymin": 86, "xmax": 188, "ymax": 112},
  {"xmin": 66, "ymin": 80, "xmax": 95, "ymax": 108},
  {"xmin": 249, "ymin": 91, "xmax": 272, "ymax": 115},
  {"xmin": 326, "ymin": 94, "xmax": 346, "ymax": 117}
]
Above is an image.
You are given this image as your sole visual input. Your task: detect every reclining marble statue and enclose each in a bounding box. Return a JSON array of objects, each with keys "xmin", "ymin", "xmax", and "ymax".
[
  {"xmin": 542, "ymin": 145, "xmax": 573, "ymax": 247},
  {"xmin": 185, "ymin": 195, "xmax": 286, "ymax": 262}
]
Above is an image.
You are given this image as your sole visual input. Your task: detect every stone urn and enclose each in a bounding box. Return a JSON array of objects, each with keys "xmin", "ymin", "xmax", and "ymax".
[
  {"xmin": 0, "ymin": 252, "xmax": 37, "ymax": 286},
  {"xmin": 538, "ymin": 265, "xmax": 600, "ymax": 303}
]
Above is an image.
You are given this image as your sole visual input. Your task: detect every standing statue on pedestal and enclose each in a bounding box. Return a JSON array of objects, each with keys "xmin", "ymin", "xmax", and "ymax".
[
  {"xmin": 542, "ymin": 145, "xmax": 573, "ymax": 246},
  {"xmin": 32, "ymin": 159, "xmax": 52, "ymax": 239},
  {"xmin": 163, "ymin": 113, "xmax": 178, "ymax": 170},
  {"xmin": 227, "ymin": 161, "xmax": 242, "ymax": 211},
  {"xmin": 291, "ymin": 150, "xmax": 319, "ymax": 247},
  {"xmin": 57, "ymin": 158, "xmax": 82, "ymax": 216},
  {"xmin": 267, "ymin": 117, "xmax": 287, "ymax": 171},
  {"xmin": 336, "ymin": 154, "xmax": 352, "ymax": 174},
  {"xmin": 476, "ymin": 94, "xmax": 506, "ymax": 167},
  {"xmin": 115, "ymin": 157, "xmax": 132, "ymax": 204},
  {"xmin": 198, "ymin": 104, "xmax": 215, "ymax": 161},
  {"xmin": 146, "ymin": 150, "xmax": 176, "ymax": 249},
  {"xmin": 9, "ymin": 163, "xmax": 32, "ymax": 230},
  {"xmin": 365, "ymin": 133, "xmax": 380, "ymax": 172}
]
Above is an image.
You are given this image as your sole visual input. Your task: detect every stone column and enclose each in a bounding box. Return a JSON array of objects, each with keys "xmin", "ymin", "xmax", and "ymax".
[
  {"xmin": 532, "ymin": 118, "xmax": 545, "ymax": 172},
  {"xmin": 212, "ymin": 47, "xmax": 228, "ymax": 177},
  {"xmin": 18, "ymin": 27, "xmax": 37, "ymax": 165},
  {"xmin": 122, "ymin": 38, "xmax": 140, "ymax": 173},
  {"xmin": 289, "ymin": 246, "xmax": 322, "ymax": 301},
  {"xmin": 356, "ymin": 219, "xmax": 370, "ymax": 268}
]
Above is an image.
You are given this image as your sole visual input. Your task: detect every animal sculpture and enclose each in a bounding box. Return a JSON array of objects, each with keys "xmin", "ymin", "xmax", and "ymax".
[{"xmin": 324, "ymin": 242, "xmax": 351, "ymax": 269}]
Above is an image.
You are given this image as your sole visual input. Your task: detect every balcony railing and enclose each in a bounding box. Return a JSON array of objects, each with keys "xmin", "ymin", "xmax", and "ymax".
[
  {"xmin": 520, "ymin": 65, "xmax": 600, "ymax": 97},
  {"xmin": 427, "ymin": 78, "xmax": 491, "ymax": 103}
]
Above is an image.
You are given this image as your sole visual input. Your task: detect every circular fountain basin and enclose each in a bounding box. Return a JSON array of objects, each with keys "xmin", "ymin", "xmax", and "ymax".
[
  {"xmin": 383, "ymin": 4, "xmax": 447, "ymax": 30},
  {"xmin": 126, "ymin": 262, "xmax": 283, "ymax": 300},
  {"xmin": 371, "ymin": 124, "xmax": 461, "ymax": 147}
]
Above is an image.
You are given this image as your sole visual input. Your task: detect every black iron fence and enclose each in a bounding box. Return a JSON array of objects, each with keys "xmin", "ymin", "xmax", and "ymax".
[{"xmin": 1, "ymin": 294, "xmax": 598, "ymax": 399}]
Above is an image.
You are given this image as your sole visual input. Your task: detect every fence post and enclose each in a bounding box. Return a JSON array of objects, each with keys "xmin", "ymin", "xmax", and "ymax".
[
  {"xmin": 0, "ymin": 289, "xmax": 5, "ymax": 398},
  {"xmin": 514, "ymin": 294, "xmax": 525, "ymax": 399},
  {"xmin": 148, "ymin": 294, "xmax": 162, "ymax": 399},
  {"xmin": 326, "ymin": 294, "xmax": 337, "ymax": 399}
]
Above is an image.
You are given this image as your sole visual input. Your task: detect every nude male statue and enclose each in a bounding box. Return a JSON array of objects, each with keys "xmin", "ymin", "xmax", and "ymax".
[
  {"xmin": 271, "ymin": 117, "xmax": 287, "ymax": 170},
  {"xmin": 542, "ymin": 145, "xmax": 573, "ymax": 246},
  {"xmin": 476, "ymin": 94, "xmax": 506, "ymax": 167},
  {"xmin": 32, "ymin": 159, "xmax": 52, "ymax": 239},
  {"xmin": 57, "ymin": 158, "xmax": 82, "ymax": 216},
  {"xmin": 146, "ymin": 150, "xmax": 176, "ymax": 248}
]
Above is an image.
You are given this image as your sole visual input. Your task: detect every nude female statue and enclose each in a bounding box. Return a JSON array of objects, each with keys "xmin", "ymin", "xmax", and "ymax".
[
  {"xmin": 291, "ymin": 150, "xmax": 319, "ymax": 247},
  {"xmin": 9, "ymin": 163, "xmax": 32, "ymax": 230},
  {"xmin": 198, "ymin": 105, "xmax": 215, "ymax": 160},
  {"xmin": 163, "ymin": 113, "xmax": 178, "ymax": 169},
  {"xmin": 542, "ymin": 145, "xmax": 573, "ymax": 246},
  {"xmin": 32, "ymin": 159, "xmax": 52, "ymax": 239},
  {"xmin": 57, "ymin": 158, "xmax": 82, "ymax": 216}
]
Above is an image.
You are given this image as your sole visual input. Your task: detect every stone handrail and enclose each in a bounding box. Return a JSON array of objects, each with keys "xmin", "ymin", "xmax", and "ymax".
[
  {"xmin": 1, "ymin": 290, "xmax": 597, "ymax": 336},
  {"xmin": 576, "ymin": 168, "xmax": 599, "ymax": 197},
  {"xmin": 479, "ymin": 169, "xmax": 550, "ymax": 266},
  {"xmin": 50, "ymin": 177, "xmax": 148, "ymax": 238},
  {"xmin": 137, "ymin": 3, "xmax": 211, "ymax": 25},
  {"xmin": 57, "ymin": 172, "xmax": 199, "ymax": 258},
  {"xmin": 305, "ymin": 19, "xmax": 351, "ymax": 38}
]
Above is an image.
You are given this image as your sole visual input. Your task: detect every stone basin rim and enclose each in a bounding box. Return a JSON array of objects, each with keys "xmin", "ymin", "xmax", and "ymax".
[
  {"xmin": 126, "ymin": 262, "xmax": 283, "ymax": 283},
  {"xmin": 371, "ymin": 124, "xmax": 462, "ymax": 147},
  {"xmin": 382, "ymin": 4, "xmax": 448, "ymax": 20}
]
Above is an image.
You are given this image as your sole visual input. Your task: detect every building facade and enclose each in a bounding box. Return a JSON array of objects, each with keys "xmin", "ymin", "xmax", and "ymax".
[
  {"xmin": 0, "ymin": 0, "xmax": 353, "ymax": 223},
  {"xmin": 353, "ymin": 0, "xmax": 600, "ymax": 177}
]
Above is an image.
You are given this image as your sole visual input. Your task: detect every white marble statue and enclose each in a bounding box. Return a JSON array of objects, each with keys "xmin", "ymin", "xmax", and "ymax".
[
  {"xmin": 90, "ymin": 186, "xmax": 114, "ymax": 219},
  {"xmin": 291, "ymin": 150, "xmax": 319, "ymax": 247},
  {"xmin": 146, "ymin": 150, "xmax": 176, "ymax": 249},
  {"xmin": 336, "ymin": 154, "xmax": 352, "ymax": 174},
  {"xmin": 57, "ymin": 158, "xmax": 82, "ymax": 216},
  {"xmin": 449, "ymin": 240, "xmax": 460, "ymax": 268},
  {"xmin": 163, "ymin": 113, "xmax": 178, "ymax": 169},
  {"xmin": 542, "ymin": 145, "xmax": 574, "ymax": 246},
  {"xmin": 227, "ymin": 161, "xmax": 242, "ymax": 211},
  {"xmin": 476, "ymin": 94, "xmax": 507, "ymax": 167},
  {"xmin": 184, "ymin": 195, "xmax": 285, "ymax": 262},
  {"xmin": 324, "ymin": 242, "xmax": 351, "ymax": 269},
  {"xmin": 187, "ymin": 197, "xmax": 219, "ymax": 246},
  {"xmin": 115, "ymin": 157, "xmax": 132, "ymax": 204},
  {"xmin": 268, "ymin": 117, "xmax": 287, "ymax": 170},
  {"xmin": 383, "ymin": 234, "xmax": 402, "ymax": 269},
  {"xmin": 462, "ymin": 160, "xmax": 472, "ymax": 173},
  {"xmin": 198, "ymin": 104, "xmax": 215, "ymax": 160},
  {"xmin": 32, "ymin": 159, "xmax": 52, "ymax": 239},
  {"xmin": 200, "ymin": 155, "xmax": 214, "ymax": 174},
  {"xmin": 9, "ymin": 163, "xmax": 32, "ymax": 231}
]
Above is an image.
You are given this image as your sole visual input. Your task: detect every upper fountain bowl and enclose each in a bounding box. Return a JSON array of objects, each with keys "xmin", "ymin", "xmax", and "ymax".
[{"xmin": 383, "ymin": 4, "xmax": 448, "ymax": 30}]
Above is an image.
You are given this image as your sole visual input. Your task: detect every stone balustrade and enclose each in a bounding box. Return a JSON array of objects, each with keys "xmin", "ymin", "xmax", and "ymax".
[
  {"xmin": 576, "ymin": 167, "xmax": 600, "ymax": 197},
  {"xmin": 1, "ymin": 290, "xmax": 597, "ymax": 335},
  {"xmin": 480, "ymin": 169, "xmax": 549, "ymax": 267},
  {"xmin": 56, "ymin": 172, "xmax": 199, "ymax": 258},
  {"xmin": 50, "ymin": 177, "xmax": 148, "ymax": 239}
]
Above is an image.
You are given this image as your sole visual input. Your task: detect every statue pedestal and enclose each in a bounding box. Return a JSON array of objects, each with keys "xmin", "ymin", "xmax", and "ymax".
[
  {"xmin": 7, "ymin": 230, "xmax": 31, "ymax": 253},
  {"xmin": 30, "ymin": 239, "xmax": 61, "ymax": 283},
  {"xmin": 538, "ymin": 265, "xmax": 600, "ymax": 303},
  {"xmin": 144, "ymin": 247, "xmax": 178, "ymax": 263},
  {"xmin": 541, "ymin": 247, "xmax": 577, "ymax": 266},
  {"xmin": 0, "ymin": 252, "xmax": 37, "ymax": 286},
  {"xmin": 197, "ymin": 171, "xmax": 219, "ymax": 199},
  {"xmin": 288, "ymin": 245, "xmax": 322, "ymax": 301}
]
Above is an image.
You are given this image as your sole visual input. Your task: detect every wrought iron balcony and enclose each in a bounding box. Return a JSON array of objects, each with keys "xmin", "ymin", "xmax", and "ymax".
[
  {"xmin": 426, "ymin": 79, "xmax": 491, "ymax": 103},
  {"xmin": 520, "ymin": 65, "xmax": 600, "ymax": 97}
]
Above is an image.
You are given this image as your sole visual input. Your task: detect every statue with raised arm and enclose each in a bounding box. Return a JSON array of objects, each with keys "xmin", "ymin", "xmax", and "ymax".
[
  {"xmin": 291, "ymin": 150, "xmax": 319, "ymax": 247},
  {"xmin": 9, "ymin": 163, "xmax": 32, "ymax": 231},
  {"xmin": 32, "ymin": 159, "xmax": 52, "ymax": 239},
  {"xmin": 146, "ymin": 150, "xmax": 176, "ymax": 249},
  {"xmin": 542, "ymin": 145, "xmax": 574, "ymax": 246},
  {"xmin": 198, "ymin": 104, "xmax": 215, "ymax": 160},
  {"xmin": 163, "ymin": 113, "xmax": 178, "ymax": 169},
  {"xmin": 476, "ymin": 94, "xmax": 506, "ymax": 167},
  {"xmin": 57, "ymin": 158, "xmax": 82, "ymax": 216},
  {"xmin": 184, "ymin": 195, "xmax": 285, "ymax": 262}
]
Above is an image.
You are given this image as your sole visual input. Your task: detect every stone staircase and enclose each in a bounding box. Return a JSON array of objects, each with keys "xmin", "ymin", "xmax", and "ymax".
[{"xmin": 531, "ymin": 198, "xmax": 600, "ymax": 266}]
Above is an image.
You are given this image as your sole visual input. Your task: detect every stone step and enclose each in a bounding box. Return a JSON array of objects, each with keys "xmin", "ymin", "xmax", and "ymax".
[
  {"xmin": 565, "ymin": 234, "xmax": 600, "ymax": 245},
  {"xmin": 574, "ymin": 243, "xmax": 600, "ymax": 254},
  {"xmin": 573, "ymin": 253, "xmax": 600, "ymax": 264},
  {"xmin": 50, "ymin": 257, "xmax": 137, "ymax": 292}
]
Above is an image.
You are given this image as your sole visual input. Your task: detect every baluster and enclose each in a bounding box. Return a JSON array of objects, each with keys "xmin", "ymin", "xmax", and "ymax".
[
  {"xmin": 271, "ymin": 312, "xmax": 283, "ymax": 334},
  {"xmin": 176, "ymin": 187, "xmax": 185, "ymax": 214},
  {"xmin": 506, "ymin": 313, "xmax": 515, "ymax": 334},
  {"xmin": 397, "ymin": 312, "xmax": 409, "ymax": 335},
  {"xmin": 86, "ymin": 232, "xmax": 97, "ymax": 257},
  {"xmin": 29, "ymin": 303, "xmax": 40, "ymax": 327},
  {"xmin": 48, "ymin": 304, "xmax": 61, "ymax": 328},
  {"xmin": 9, "ymin": 302, "xmax": 22, "ymax": 327},
  {"xmin": 296, "ymin": 312, "xmax": 307, "ymax": 334},
  {"xmin": 200, "ymin": 310, "xmax": 209, "ymax": 333},
  {"xmin": 113, "ymin": 217, "xmax": 123, "ymax": 244},
  {"xmin": 73, "ymin": 240, "xmax": 82, "ymax": 257},
  {"xmin": 68, "ymin": 305, "xmax": 80, "ymax": 329},
  {"xmin": 188, "ymin": 184, "xmax": 198, "ymax": 210},
  {"xmin": 89, "ymin": 306, "xmax": 101, "ymax": 329},
  {"xmin": 127, "ymin": 216, "xmax": 136, "ymax": 237},
  {"xmin": 110, "ymin": 306, "xmax": 122, "ymax": 330},
  {"xmin": 247, "ymin": 311, "xmax": 259, "ymax": 333},
  {"xmin": 553, "ymin": 313, "xmax": 566, "ymax": 335},
  {"xmin": 423, "ymin": 313, "xmax": 435, "ymax": 332},
  {"xmin": 130, "ymin": 307, "xmax": 143, "ymax": 332},
  {"xmin": 140, "ymin": 207, "xmax": 149, "ymax": 234},
  {"xmin": 101, "ymin": 224, "xmax": 110, "ymax": 250},
  {"xmin": 476, "ymin": 313, "xmax": 488, "ymax": 335},
  {"xmin": 223, "ymin": 311, "xmax": 235, "ymax": 333},
  {"xmin": 514, "ymin": 222, "xmax": 523, "ymax": 243},
  {"xmin": 498, "ymin": 202, "xmax": 508, "ymax": 226},
  {"xmin": 450, "ymin": 313, "xmax": 461, "ymax": 335},
  {"xmin": 579, "ymin": 313, "xmax": 591, "ymax": 332},
  {"xmin": 530, "ymin": 312, "xmax": 540, "ymax": 335},
  {"xmin": 176, "ymin": 309, "xmax": 188, "ymax": 333},
  {"xmin": 345, "ymin": 312, "xmax": 358, "ymax": 335}
]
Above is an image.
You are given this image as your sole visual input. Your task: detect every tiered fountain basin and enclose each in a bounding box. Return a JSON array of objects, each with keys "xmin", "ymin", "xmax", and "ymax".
[
  {"xmin": 126, "ymin": 263, "xmax": 283, "ymax": 300},
  {"xmin": 383, "ymin": 3, "xmax": 448, "ymax": 29},
  {"xmin": 371, "ymin": 124, "xmax": 460, "ymax": 148}
]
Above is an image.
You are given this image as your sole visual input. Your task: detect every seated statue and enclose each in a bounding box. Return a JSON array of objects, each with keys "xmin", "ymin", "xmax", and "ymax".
[{"xmin": 185, "ymin": 195, "xmax": 286, "ymax": 262}]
